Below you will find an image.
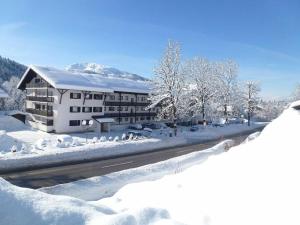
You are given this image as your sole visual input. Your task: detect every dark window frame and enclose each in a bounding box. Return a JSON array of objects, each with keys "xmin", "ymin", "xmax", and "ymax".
[
  {"xmin": 82, "ymin": 107, "xmax": 92, "ymax": 113},
  {"xmin": 69, "ymin": 120, "xmax": 80, "ymax": 126},
  {"xmin": 70, "ymin": 93, "xmax": 81, "ymax": 99},
  {"xmin": 93, "ymin": 107, "xmax": 103, "ymax": 112}
]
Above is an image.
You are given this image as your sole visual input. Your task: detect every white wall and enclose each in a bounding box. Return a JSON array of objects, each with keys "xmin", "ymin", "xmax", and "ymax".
[{"xmin": 54, "ymin": 90, "xmax": 107, "ymax": 133}]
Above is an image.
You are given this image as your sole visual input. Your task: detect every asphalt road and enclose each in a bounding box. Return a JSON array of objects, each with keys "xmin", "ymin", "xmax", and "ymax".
[{"xmin": 1, "ymin": 127, "xmax": 263, "ymax": 189}]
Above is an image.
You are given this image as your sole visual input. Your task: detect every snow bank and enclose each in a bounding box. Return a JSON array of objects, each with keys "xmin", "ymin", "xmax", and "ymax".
[
  {"xmin": 84, "ymin": 101, "xmax": 300, "ymax": 225},
  {"xmin": 37, "ymin": 101, "xmax": 300, "ymax": 225},
  {"xmin": 0, "ymin": 178, "xmax": 176, "ymax": 225},
  {"xmin": 0, "ymin": 178, "xmax": 113, "ymax": 225},
  {"xmin": 0, "ymin": 130, "xmax": 26, "ymax": 154},
  {"xmin": 40, "ymin": 140, "xmax": 234, "ymax": 201},
  {"xmin": 0, "ymin": 136, "xmax": 187, "ymax": 171}
]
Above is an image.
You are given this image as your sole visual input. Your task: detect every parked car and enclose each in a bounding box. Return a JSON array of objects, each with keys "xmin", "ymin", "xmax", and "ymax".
[
  {"xmin": 126, "ymin": 130, "xmax": 143, "ymax": 139},
  {"xmin": 212, "ymin": 118, "xmax": 226, "ymax": 127},
  {"xmin": 228, "ymin": 117, "xmax": 244, "ymax": 124},
  {"xmin": 128, "ymin": 124, "xmax": 143, "ymax": 130},
  {"xmin": 190, "ymin": 126, "xmax": 199, "ymax": 132},
  {"xmin": 143, "ymin": 123, "xmax": 161, "ymax": 129},
  {"xmin": 165, "ymin": 122, "xmax": 175, "ymax": 128}
]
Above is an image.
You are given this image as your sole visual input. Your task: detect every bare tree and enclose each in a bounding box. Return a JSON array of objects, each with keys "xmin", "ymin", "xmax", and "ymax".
[
  {"xmin": 243, "ymin": 81, "xmax": 261, "ymax": 126},
  {"xmin": 149, "ymin": 40, "xmax": 187, "ymax": 130}
]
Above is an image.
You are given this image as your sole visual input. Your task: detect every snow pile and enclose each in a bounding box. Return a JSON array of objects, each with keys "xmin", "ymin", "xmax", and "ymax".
[
  {"xmin": 0, "ymin": 178, "xmax": 110, "ymax": 225},
  {"xmin": 39, "ymin": 101, "xmax": 300, "ymax": 225},
  {"xmin": 0, "ymin": 130, "xmax": 26, "ymax": 154}
]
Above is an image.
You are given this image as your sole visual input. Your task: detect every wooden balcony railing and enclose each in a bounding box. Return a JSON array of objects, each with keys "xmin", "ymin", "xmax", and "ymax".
[
  {"xmin": 26, "ymin": 108, "xmax": 53, "ymax": 117},
  {"xmin": 26, "ymin": 96, "xmax": 54, "ymax": 102}
]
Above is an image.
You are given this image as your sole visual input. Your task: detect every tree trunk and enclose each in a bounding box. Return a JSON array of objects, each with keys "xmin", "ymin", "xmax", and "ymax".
[{"xmin": 247, "ymin": 112, "xmax": 250, "ymax": 126}]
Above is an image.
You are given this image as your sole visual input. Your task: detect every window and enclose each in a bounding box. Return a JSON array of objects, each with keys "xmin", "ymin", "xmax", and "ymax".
[
  {"xmin": 125, "ymin": 117, "xmax": 129, "ymax": 122},
  {"xmin": 109, "ymin": 106, "xmax": 115, "ymax": 111},
  {"xmin": 35, "ymin": 104, "xmax": 41, "ymax": 110},
  {"xmin": 136, "ymin": 107, "xmax": 139, "ymax": 111},
  {"xmin": 125, "ymin": 96, "xmax": 129, "ymax": 101},
  {"xmin": 118, "ymin": 118, "xmax": 122, "ymax": 123},
  {"xmin": 124, "ymin": 106, "xmax": 128, "ymax": 111},
  {"xmin": 70, "ymin": 106, "xmax": 81, "ymax": 113},
  {"xmin": 147, "ymin": 116, "xmax": 150, "ymax": 120},
  {"xmin": 109, "ymin": 95, "xmax": 115, "ymax": 100},
  {"xmin": 141, "ymin": 117, "xmax": 145, "ymax": 121},
  {"xmin": 69, "ymin": 120, "xmax": 80, "ymax": 126},
  {"xmin": 70, "ymin": 93, "xmax": 81, "ymax": 99},
  {"xmin": 94, "ymin": 94, "xmax": 103, "ymax": 100},
  {"xmin": 35, "ymin": 78, "xmax": 41, "ymax": 83},
  {"xmin": 82, "ymin": 107, "xmax": 92, "ymax": 113},
  {"xmin": 84, "ymin": 93, "xmax": 92, "ymax": 99},
  {"xmin": 131, "ymin": 98, "xmax": 134, "ymax": 102},
  {"xmin": 93, "ymin": 107, "xmax": 102, "ymax": 112},
  {"xmin": 117, "ymin": 106, "xmax": 122, "ymax": 111}
]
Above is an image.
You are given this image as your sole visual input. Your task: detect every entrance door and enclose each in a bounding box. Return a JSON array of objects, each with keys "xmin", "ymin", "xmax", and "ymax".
[{"xmin": 130, "ymin": 118, "xmax": 133, "ymax": 124}]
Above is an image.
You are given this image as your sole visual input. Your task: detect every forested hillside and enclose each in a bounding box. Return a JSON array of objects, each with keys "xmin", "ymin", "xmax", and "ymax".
[{"xmin": 0, "ymin": 56, "xmax": 27, "ymax": 111}]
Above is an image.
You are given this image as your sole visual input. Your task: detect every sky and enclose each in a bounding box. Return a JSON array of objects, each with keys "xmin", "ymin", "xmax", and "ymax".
[{"xmin": 0, "ymin": 0, "xmax": 300, "ymax": 99}]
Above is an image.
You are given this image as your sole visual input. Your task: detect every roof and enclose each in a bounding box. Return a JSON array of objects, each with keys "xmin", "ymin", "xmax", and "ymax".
[
  {"xmin": 17, "ymin": 65, "xmax": 152, "ymax": 94},
  {"xmin": 0, "ymin": 88, "xmax": 8, "ymax": 98}
]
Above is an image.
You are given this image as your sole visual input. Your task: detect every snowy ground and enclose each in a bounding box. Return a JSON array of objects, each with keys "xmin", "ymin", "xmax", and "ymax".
[
  {"xmin": 0, "ymin": 115, "xmax": 264, "ymax": 171},
  {"xmin": 0, "ymin": 101, "xmax": 299, "ymax": 225}
]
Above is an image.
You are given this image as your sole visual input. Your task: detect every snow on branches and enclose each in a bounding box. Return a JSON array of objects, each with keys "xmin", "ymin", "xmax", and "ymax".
[
  {"xmin": 149, "ymin": 40, "xmax": 187, "ymax": 122},
  {"xmin": 242, "ymin": 81, "xmax": 261, "ymax": 126}
]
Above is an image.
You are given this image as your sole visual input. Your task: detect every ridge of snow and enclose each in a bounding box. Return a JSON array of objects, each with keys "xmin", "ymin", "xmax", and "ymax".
[{"xmin": 66, "ymin": 63, "xmax": 148, "ymax": 81}]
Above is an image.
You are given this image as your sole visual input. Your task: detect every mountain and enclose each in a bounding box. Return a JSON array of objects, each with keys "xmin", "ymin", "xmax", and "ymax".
[
  {"xmin": 66, "ymin": 63, "xmax": 148, "ymax": 81},
  {"xmin": 0, "ymin": 56, "xmax": 26, "ymax": 82}
]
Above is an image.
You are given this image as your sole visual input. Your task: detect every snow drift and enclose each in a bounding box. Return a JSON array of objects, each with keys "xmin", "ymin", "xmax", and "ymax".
[{"xmin": 1, "ymin": 102, "xmax": 299, "ymax": 225}]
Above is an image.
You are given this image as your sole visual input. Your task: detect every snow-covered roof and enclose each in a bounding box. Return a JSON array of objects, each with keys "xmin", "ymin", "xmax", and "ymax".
[
  {"xmin": 0, "ymin": 88, "xmax": 8, "ymax": 98},
  {"xmin": 17, "ymin": 65, "xmax": 152, "ymax": 94}
]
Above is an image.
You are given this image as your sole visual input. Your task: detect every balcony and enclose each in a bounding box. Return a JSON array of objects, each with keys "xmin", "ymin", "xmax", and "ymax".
[
  {"xmin": 26, "ymin": 108, "xmax": 53, "ymax": 117},
  {"xmin": 26, "ymin": 83, "xmax": 52, "ymax": 88},
  {"xmin": 98, "ymin": 112, "xmax": 156, "ymax": 118},
  {"xmin": 27, "ymin": 116, "xmax": 53, "ymax": 126},
  {"xmin": 26, "ymin": 96, "xmax": 54, "ymax": 102},
  {"xmin": 104, "ymin": 101, "xmax": 150, "ymax": 107}
]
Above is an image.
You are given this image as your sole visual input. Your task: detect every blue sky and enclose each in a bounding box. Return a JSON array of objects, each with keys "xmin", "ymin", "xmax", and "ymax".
[{"xmin": 0, "ymin": 0, "xmax": 299, "ymax": 99}]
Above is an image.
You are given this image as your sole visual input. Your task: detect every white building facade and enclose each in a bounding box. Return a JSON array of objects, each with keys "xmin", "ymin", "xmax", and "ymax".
[{"xmin": 17, "ymin": 65, "xmax": 159, "ymax": 133}]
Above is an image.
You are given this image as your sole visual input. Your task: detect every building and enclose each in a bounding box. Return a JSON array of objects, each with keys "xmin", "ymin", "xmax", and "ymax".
[{"xmin": 17, "ymin": 65, "xmax": 159, "ymax": 133}]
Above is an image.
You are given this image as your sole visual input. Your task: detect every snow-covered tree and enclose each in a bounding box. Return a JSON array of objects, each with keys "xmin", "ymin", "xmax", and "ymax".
[
  {"xmin": 1, "ymin": 76, "xmax": 25, "ymax": 111},
  {"xmin": 186, "ymin": 57, "xmax": 219, "ymax": 120},
  {"xmin": 149, "ymin": 40, "xmax": 187, "ymax": 126},
  {"xmin": 292, "ymin": 83, "xmax": 300, "ymax": 101},
  {"xmin": 215, "ymin": 60, "xmax": 238, "ymax": 122},
  {"xmin": 242, "ymin": 81, "xmax": 261, "ymax": 126}
]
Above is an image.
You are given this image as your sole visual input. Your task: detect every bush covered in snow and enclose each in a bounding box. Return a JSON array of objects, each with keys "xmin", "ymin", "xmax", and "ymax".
[
  {"xmin": 114, "ymin": 136, "xmax": 119, "ymax": 142},
  {"xmin": 99, "ymin": 136, "xmax": 106, "ymax": 142}
]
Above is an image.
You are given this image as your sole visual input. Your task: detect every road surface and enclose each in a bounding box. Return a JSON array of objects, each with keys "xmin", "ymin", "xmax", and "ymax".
[{"xmin": 1, "ymin": 128, "xmax": 262, "ymax": 189}]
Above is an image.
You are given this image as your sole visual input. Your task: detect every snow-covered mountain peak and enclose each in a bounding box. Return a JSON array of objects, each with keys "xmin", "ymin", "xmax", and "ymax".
[{"xmin": 66, "ymin": 63, "xmax": 147, "ymax": 81}]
